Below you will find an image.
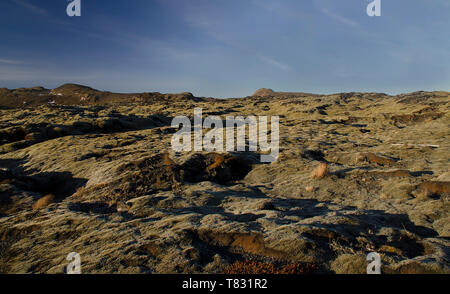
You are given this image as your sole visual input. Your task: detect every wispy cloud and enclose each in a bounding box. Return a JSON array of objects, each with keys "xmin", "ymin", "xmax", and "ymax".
[
  {"xmin": 252, "ymin": 0, "xmax": 309, "ymax": 20},
  {"xmin": 321, "ymin": 8, "xmax": 359, "ymax": 27},
  {"xmin": 0, "ymin": 58, "xmax": 22, "ymax": 64},
  {"xmin": 435, "ymin": 0, "xmax": 450, "ymax": 8},
  {"xmin": 258, "ymin": 55, "xmax": 291, "ymax": 71},
  {"xmin": 12, "ymin": 0, "xmax": 48, "ymax": 15}
]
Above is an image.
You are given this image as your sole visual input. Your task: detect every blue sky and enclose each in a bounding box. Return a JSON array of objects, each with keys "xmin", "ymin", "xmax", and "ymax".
[{"xmin": 0, "ymin": 0, "xmax": 449, "ymax": 97}]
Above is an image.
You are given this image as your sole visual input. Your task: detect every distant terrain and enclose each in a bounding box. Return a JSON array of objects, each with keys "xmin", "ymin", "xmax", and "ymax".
[
  {"xmin": 0, "ymin": 84, "xmax": 199, "ymax": 108},
  {"xmin": 0, "ymin": 84, "xmax": 449, "ymax": 273}
]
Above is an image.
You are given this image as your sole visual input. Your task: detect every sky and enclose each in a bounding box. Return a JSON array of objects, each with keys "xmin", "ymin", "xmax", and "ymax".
[{"xmin": 0, "ymin": 0, "xmax": 449, "ymax": 97}]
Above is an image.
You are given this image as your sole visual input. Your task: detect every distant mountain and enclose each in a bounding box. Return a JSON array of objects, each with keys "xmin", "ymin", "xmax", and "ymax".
[
  {"xmin": 252, "ymin": 88, "xmax": 275, "ymax": 97},
  {"xmin": 251, "ymin": 88, "xmax": 319, "ymax": 98},
  {"xmin": 1, "ymin": 84, "xmax": 448, "ymax": 109},
  {"xmin": 0, "ymin": 84, "xmax": 198, "ymax": 108}
]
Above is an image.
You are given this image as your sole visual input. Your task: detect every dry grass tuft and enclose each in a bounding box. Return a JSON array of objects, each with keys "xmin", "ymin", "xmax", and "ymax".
[
  {"xmin": 206, "ymin": 153, "xmax": 226, "ymax": 171},
  {"xmin": 32, "ymin": 194, "xmax": 54, "ymax": 210},
  {"xmin": 414, "ymin": 189, "xmax": 431, "ymax": 201},
  {"xmin": 305, "ymin": 186, "xmax": 315, "ymax": 192},
  {"xmin": 380, "ymin": 193, "xmax": 389, "ymax": 200},
  {"xmin": 162, "ymin": 153, "xmax": 175, "ymax": 166},
  {"xmin": 311, "ymin": 162, "xmax": 328, "ymax": 179},
  {"xmin": 162, "ymin": 153, "xmax": 176, "ymax": 173},
  {"xmin": 72, "ymin": 186, "xmax": 86, "ymax": 197}
]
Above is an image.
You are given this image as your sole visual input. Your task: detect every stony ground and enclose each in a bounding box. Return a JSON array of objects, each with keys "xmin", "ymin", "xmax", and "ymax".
[{"xmin": 0, "ymin": 85, "xmax": 449, "ymax": 274}]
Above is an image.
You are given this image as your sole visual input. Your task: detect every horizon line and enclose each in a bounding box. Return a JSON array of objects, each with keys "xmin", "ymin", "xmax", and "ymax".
[{"xmin": 1, "ymin": 82, "xmax": 449, "ymax": 99}]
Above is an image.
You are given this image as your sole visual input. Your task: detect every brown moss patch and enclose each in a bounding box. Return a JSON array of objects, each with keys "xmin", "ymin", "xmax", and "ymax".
[
  {"xmin": 1, "ymin": 224, "xmax": 41, "ymax": 241},
  {"xmin": 192, "ymin": 229, "xmax": 285, "ymax": 259},
  {"xmin": 139, "ymin": 242, "xmax": 163, "ymax": 257},
  {"xmin": 413, "ymin": 181, "xmax": 450, "ymax": 200},
  {"xmin": 390, "ymin": 112, "xmax": 444, "ymax": 123},
  {"xmin": 223, "ymin": 261, "xmax": 319, "ymax": 274},
  {"xmin": 180, "ymin": 153, "xmax": 253, "ymax": 185},
  {"xmin": 417, "ymin": 181, "xmax": 450, "ymax": 194},
  {"xmin": 0, "ymin": 179, "xmax": 12, "ymax": 185},
  {"xmin": 369, "ymin": 170, "xmax": 412, "ymax": 178},
  {"xmin": 113, "ymin": 153, "xmax": 181, "ymax": 200},
  {"xmin": 357, "ymin": 152, "xmax": 397, "ymax": 166},
  {"xmin": 82, "ymin": 153, "xmax": 253, "ymax": 202}
]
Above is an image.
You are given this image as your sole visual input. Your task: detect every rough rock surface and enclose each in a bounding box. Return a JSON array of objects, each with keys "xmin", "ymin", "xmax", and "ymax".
[{"xmin": 0, "ymin": 87, "xmax": 449, "ymax": 273}]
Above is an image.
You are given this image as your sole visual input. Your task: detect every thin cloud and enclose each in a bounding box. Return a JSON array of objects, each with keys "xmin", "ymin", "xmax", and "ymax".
[
  {"xmin": 258, "ymin": 55, "xmax": 291, "ymax": 71},
  {"xmin": 12, "ymin": 0, "xmax": 48, "ymax": 15},
  {"xmin": 252, "ymin": 0, "xmax": 310, "ymax": 20},
  {"xmin": 0, "ymin": 58, "xmax": 22, "ymax": 64},
  {"xmin": 435, "ymin": 0, "xmax": 450, "ymax": 8},
  {"xmin": 321, "ymin": 8, "xmax": 359, "ymax": 27}
]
